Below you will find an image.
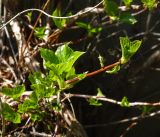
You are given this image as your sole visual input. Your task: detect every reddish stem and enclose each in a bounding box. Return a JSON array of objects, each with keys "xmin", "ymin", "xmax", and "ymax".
[{"xmin": 66, "ymin": 61, "xmax": 120, "ymax": 84}]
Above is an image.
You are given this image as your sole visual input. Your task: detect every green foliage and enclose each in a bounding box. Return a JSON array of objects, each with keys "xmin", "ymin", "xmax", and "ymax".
[
  {"xmin": 123, "ymin": 0, "xmax": 133, "ymax": 7},
  {"xmin": 106, "ymin": 65, "xmax": 120, "ymax": 74},
  {"xmin": 104, "ymin": 0, "xmax": 137, "ymax": 24},
  {"xmin": 97, "ymin": 88, "xmax": 105, "ymax": 97},
  {"xmin": 34, "ymin": 26, "xmax": 46, "ymax": 40},
  {"xmin": 18, "ymin": 99, "xmax": 38, "ymax": 113},
  {"xmin": 52, "ymin": 8, "xmax": 66, "ymax": 28},
  {"xmin": 88, "ymin": 98, "xmax": 102, "ymax": 106},
  {"xmin": 103, "ymin": 0, "xmax": 119, "ymax": 19},
  {"xmin": 0, "ymin": 43, "xmax": 85, "ymax": 124},
  {"xmin": 1, "ymin": 85, "xmax": 25, "ymax": 100},
  {"xmin": 76, "ymin": 22, "xmax": 102, "ymax": 37},
  {"xmin": 139, "ymin": 106, "xmax": 154, "ymax": 114},
  {"xmin": 88, "ymin": 88, "xmax": 104, "ymax": 106},
  {"xmin": 121, "ymin": 96, "xmax": 130, "ymax": 107},
  {"xmin": 141, "ymin": 0, "xmax": 156, "ymax": 10},
  {"xmin": 119, "ymin": 12, "xmax": 137, "ymax": 24},
  {"xmin": 25, "ymin": 12, "xmax": 32, "ymax": 22},
  {"xmin": 40, "ymin": 44, "xmax": 85, "ymax": 85},
  {"xmin": 120, "ymin": 37, "xmax": 142, "ymax": 64},
  {"xmin": 2, "ymin": 103, "xmax": 21, "ymax": 123}
]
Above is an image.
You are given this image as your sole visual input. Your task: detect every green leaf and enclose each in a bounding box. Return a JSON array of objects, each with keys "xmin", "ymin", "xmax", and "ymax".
[
  {"xmin": 141, "ymin": 0, "xmax": 156, "ymax": 10},
  {"xmin": 139, "ymin": 106, "xmax": 154, "ymax": 114},
  {"xmin": 2, "ymin": 103, "xmax": 21, "ymax": 123},
  {"xmin": 106, "ymin": 65, "xmax": 120, "ymax": 74},
  {"xmin": 29, "ymin": 72, "xmax": 44, "ymax": 85},
  {"xmin": 121, "ymin": 96, "xmax": 130, "ymax": 107},
  {"xmin": 103, "ymin": 0, "xmax": 119, "ymax": 18},
  {"xmin": 123, "ymin": 0, "xmax": 133, "ymax": 7},
  {"xmin": 76, "ymin": 22, "xmax": 88, "ymax": 30},
  {"xmin": 40, "ymin": 48, "xmax": 59, "ymax": 65},
  {"xmin": 18, "ymin": 99, "xmax": 38, "ymax": 113},
  {"xmin": 31, "ymin": 112, "xmax": 44, "ymax": 122},
  {"xmin": 41, "ymin": 44, "xmax": 84, "ymax": 70},
  {"xmin": 88, "ymin": 98, "xmax": 102, "ymax": 106},
  {"xmin": 25, "ymin": 12, "xmax": 32, "ymax": 22},
  {"xmin": 76, "ymin": 22, "xmax": 102, "ymax": 37},
  {"xmin": 120, "ymin": 37, "xmax": 142, "ymax": 64},
  {"xmin": 55, "ymin": 44, "xmax": 84, "ymax": 64},
  {"xmin": 77, "ymin": 72, "xmax": 87, "ymax": 80},
  {"xmin": 52, "ymin": 8, "xmax": 66, "ymax": 28},
  {"xmin": 119, "ymin": 12, "xmax": 137, "ymax": 24},
  {"xmin": 1, "ymin": 85, "xmax": 25, "ymax": 100},
  {"xmin": 34, "ymin": 26, "xmax": 46, "ymax": 39},
  {"xmin": 31, "ymin": 84, "xmax": 56, "ymax": 98},
  {"xmin": 66, "ymin": 67, "xmax": 76, "ymax": 80},
  {"xmin": 97, "ymin": 88, "xmax": 105, "ymax": 97}
]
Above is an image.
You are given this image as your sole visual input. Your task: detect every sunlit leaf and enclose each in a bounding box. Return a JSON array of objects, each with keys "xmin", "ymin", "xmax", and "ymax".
[
  {"xmin": 29, "ymin": 72, "xmax": 44, "ymax": 85},
  {"xmin": 55, "ymin": 44, "xmax": 84, "ymax": 67},
  {"xmin": 88, "ymin": 98, "xmax": 102, "ymax": 106},
  {"xmin": 106, "ymin": 65, "xmax": 120, "ymax": 74},
  {"xmin": 40, "ymin": 48, "xmax": 59, "ymax": 65},
  {"xmin": 52, "ymin": 8, "xmax": 66, "ymax": 28},
  {"xmin": 34, "ymin": 26, "xmax": 46, "ymax": 39},
  {"xmin": 141, "ymin": 0, "xmax": 156, "ymax": 10},
  {"xmin": 123, "ymin": 0, "xmax": 133, "ymax": 7},
  {"xmin": 2, "ymin": 103, "xmax": 21, "ymax": 123},
  {"xmin": 18, "ymin": 99, "xmax": 38, "ymax": 113},
  {"xmin": 120, "ymin": 37, "xmax": 142, "ymax": 64},
  {"xmin": 97, "ymin": 88, "xmax": 105, "ymax": 97},
  {"xmin": 121, "ymin": 96, "xmax": 130, "ymax": 107},
  {"xmin": 1, "ymin": 85, "xmax": 25, "ymax": 100}
]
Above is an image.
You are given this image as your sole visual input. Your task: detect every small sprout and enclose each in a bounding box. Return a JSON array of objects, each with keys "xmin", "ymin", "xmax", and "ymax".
[{"xmin": 121, "ymin": 96, "xmax": 130, "ymax": 107}]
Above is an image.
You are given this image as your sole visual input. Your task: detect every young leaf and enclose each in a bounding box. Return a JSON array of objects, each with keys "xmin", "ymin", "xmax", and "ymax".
[
  {"xmin": 32, "ymin": 84, "xmax": 56, "ymax": 98},
  {"xmin": 18, "ymin": 99, "xmax": 38, "ymax": 113},
  {"xmin": 123, "ymin": 0, "xmax": 133, "ymax": 7},
  {"xmin": 76, "ymin": 22, "xmax": 88, "ymax": 30},
  {"xmin": 119, "ymin": 12, "xmax": 137, "ymax": 24},
  {"xmin": 88, "ymin": 98, "xmax": 102, "ymax": 106},
  {"xmin": 31, "ymin": 112, "xmax": 44, "ymax": 122},
  {"xmin": 1, "ymin": 85, "xmax": 25, "ymax": 100},
  {"xmin": 34, "ymin": 26, "xmax": 46, "ymax": 39},
  {"xmin": 40, "ymin": 48, "xmax": 59, "ymax": 65},
  {"xmin": 97, "ymin": 88, "xmax": 105, "ymax": 97},
  {"xmin": 139, "ymin": 106, "xmax": 154, "ymax": 114},
  {"xmin": 106, "ymin": 65, "xmax": 120, "ymax": 74},
  {"xmin": 141, "ymin": 0, "xmax": 156, "ymax": 10},
  {"xmin": 2, "ymin": 103, "xmax": 21, "ymax": 123},
  {"xmin": 52, "ymin": 8, "xmax": 66, "ymax": 28},
  {"xmin": 120, "ymin": 37, "xmax": 142, "ymax": 64},
  {"xmin": 76, "ymin": 22, "xmax": 102, "ymax": 37},
  {"xmin": 29, "ymin": 72, "xmax": 44, "ymax": 85},
  {"xmin": 103, "ymin": 0, "xmax": 119, "ymax": 19},
  {"xmin": 121, "ymin": 96, "xmax": 130, "ymax": 107},
  {"xmin": 55, "ymin": 44, "xmax": 84, "ymax": 67}
]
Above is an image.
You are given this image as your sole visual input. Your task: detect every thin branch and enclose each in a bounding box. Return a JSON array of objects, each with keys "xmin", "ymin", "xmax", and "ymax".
[
  {"xmin": 27, "ymin": 0, "xmax": 51, "ymax": 43},
  {"xmin": 65, "ymin": 93, "xmax": 160, "ymax": 107},
  {"xmin": 0, "ymin": 1, "xmax": 103, "ymax": 30},
  {"xmin": 84, "ymin": 109, "xmax": 160, "ymax": 128},
  {"xmin": 66, "ymin": 61, "xmax": 120, "ymax": 84},
  {"xmin": 30, "ymin": 131, "xmax": 52, "ymax": 137}
]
